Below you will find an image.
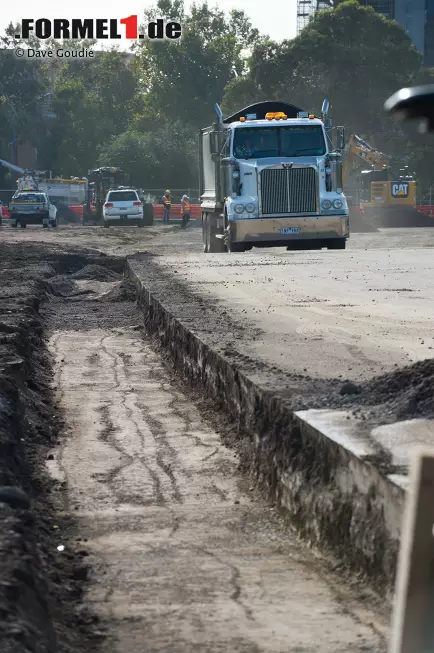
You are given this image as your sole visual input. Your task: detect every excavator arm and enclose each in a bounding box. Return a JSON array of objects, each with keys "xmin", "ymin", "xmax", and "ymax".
[
  {"xmin": 0, "ymin": 159, "xmax": 26, "ymax": 175},
  {"xmin": 342, "ymin": 134, "xmax": 390, "ymax": 186}
]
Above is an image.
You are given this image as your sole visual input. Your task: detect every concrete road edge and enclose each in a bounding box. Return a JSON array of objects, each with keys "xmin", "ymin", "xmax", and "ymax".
[{"xmin": 127, "ymin": 257, "xmax": 406, "ymax": 597}]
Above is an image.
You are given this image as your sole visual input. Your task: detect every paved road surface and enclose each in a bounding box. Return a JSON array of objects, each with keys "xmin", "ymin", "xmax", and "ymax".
[{"xmin": 146, "ymin": 227, "xmax": 434, "ymax": 382}]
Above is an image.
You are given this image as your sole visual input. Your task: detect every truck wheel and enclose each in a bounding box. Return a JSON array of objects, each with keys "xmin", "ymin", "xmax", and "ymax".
[
  {"xmin": 207, "ymin": 216, "xmax": 226, "ymax": 253},
  {"xmin": 224, "ymin": 229, "xmax": 244, "ymax": 253},
  {"xmin": 203, "ymin": 214, "xmax": 209, "ymax": 252},
  {"xmin": 20, "ymin": 222, "xmax": 27, "ymax": 229},
  {"xmin": 104, "ymin": 221, "xmax": 109, "ymax": 228},
  {"xmin": 229, "ymin": 242, "xmax": 245, "ymax": 252},
  {"xmin": 50, "ymin": 221, "xmax": 57, "ymax": 228},
  {"xmin": 327, "ymin": 238, "xmax": 346, "ymax": 250},
  {"xmin": 209, "ymin": 235, "xmax": 225, "ymax": 253}
]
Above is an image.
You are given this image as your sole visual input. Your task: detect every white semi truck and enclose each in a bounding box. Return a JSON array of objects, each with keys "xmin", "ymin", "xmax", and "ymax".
[{"xmin": 199, "ymin": 100, "xmax": 349, "ymax": 252}]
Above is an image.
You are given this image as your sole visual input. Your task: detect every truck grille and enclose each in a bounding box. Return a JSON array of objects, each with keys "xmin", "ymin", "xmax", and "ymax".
[{"xmin": 260, "ymin": 167, "xmax": 317, "ymax": 215}]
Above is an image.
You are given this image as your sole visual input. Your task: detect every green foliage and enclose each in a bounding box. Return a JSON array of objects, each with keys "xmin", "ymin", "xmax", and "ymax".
[
  {"xmin": 36, "ymin": 48, "xmax": 137, "ymax": 175},
  {"xmin": 0, "ymin": 24, "xmax": 46, "ymax": 161},
  {"xmin": 136, "ymin": 0, "xmax": 260, "ymax": 128},
  {"xmin": 2, "ymin": 0, "xmax": 434, "ymax": 192},
  {"xmin": 98, "ymin": 121, "xmax": 197, "ymax": 188},
  {"xmin": 231, "ymin": 2, "xmax": 421, "ymax": 137},
  {"xmin": 222, "ymin": 1, "xmax": 431, "ymax": 182}
]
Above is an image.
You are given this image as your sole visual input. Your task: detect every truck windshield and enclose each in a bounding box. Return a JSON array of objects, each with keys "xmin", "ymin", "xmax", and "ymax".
[{"xmin": 233, "ymin": 126, "xmax": 326, "ymax": 159}]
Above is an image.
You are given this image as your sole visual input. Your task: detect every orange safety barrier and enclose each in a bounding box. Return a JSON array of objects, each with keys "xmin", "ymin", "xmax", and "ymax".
[
  {"xmin": 152, "ymin": 204, "xmax": 201, "ymax": 220},
  {"xmin": 69, "ymin": 205, "xmax": 84, "ymax": 219},
  {"xmin": 416, "ymin": 205, "xmax": 434, "ymax": 216}
]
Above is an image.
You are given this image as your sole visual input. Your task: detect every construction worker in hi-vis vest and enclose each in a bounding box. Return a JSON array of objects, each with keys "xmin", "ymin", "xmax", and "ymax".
[
  {"xmin": 162, "ymin": 190, "xmax": 171, "ymax": 224},
  {"xmin": 181, "ymin": 194, "xmax": 191, "ymax": 228}
]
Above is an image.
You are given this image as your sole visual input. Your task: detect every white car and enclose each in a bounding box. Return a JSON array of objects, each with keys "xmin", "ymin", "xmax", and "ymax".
[{"xmin": 103, "ymin": 189, "xmax": 144, "ymax": 227}]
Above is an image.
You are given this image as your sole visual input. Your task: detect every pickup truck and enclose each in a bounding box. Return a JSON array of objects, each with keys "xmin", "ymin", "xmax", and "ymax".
[{"xmin": 9, "ymin": 191, "xmax": 57, "ymax": 228}]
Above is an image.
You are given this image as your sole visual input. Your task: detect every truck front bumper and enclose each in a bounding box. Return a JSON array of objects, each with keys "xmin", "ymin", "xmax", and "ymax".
[{"xmin": 230, "ymin": 215, "xmax": 349, "ymax": 244}]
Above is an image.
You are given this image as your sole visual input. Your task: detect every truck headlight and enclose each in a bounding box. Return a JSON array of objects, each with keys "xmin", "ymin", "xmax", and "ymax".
[
  {"xmin": 322, "ymin": 200, "xmax": 332, "ymax": 209},
  {"xmin": 245, "ymin": 203, "xmax": 255, "ymax": 213},
  {"xmin": 333, "ymin": 199, "xmax": 343, "ymax": 209},
  {"xmin": 234, "ymin": 204, "xmax": 244, "ymax": 214}
]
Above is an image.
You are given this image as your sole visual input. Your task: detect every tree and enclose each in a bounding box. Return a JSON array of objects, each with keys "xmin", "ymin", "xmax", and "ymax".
[
  {"xmin": 0, "ymin": 24, "xmax": 47, "ymax": 165},
  {"xmin": 136, "ymin": 0, "xmax": 260, "ymax": 129},
  {"xmin": 221, "ymin": 76, "xmax": 267, "ymax": 115},
  {"xmin": 224, "ymin": 2, "xmax": 421, "ymax": 141},
  {"xmin": 98, "ymin": 121, "xmax": 197, "ymax": 190},
  {"xmin": 36, "ymin": 48, "xmax": 138, "ymax": 175}
]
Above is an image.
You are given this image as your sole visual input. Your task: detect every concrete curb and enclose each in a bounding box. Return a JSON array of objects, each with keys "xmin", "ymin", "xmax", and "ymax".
[{"xmin": 127, "ymin": 257, "xmax": 406, "ymax": 597}]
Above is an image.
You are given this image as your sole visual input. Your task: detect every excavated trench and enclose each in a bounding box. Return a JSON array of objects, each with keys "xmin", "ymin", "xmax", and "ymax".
[
  {"xmin": 0, "ymin": 241, "xmax": 388, "ymax": 652},
  {"xmin": 0, "ymin": 242, "xmax": 123, "ymax": 653}
]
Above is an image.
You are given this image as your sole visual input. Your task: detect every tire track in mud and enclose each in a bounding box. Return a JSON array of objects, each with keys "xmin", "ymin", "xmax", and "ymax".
[
  {"xmin": 86, "ymin": 335, "xmax": 183, "ymax": 507},
  {"xmin": 188, "ymin": 545, "xmax": 254, "ymax": 623},
  {"xmin": 97, "ymin": 398, "xmax": 166, "ymax": 507},
  {"xmin": 135, "ymin": 399, "xmax": 183, "ymax": 502}
]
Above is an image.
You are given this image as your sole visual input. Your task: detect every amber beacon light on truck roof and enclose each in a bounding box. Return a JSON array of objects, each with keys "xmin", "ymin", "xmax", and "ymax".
[{"xmin": 238, "ymin": 112, "xmax": 316, "ymax": 121}]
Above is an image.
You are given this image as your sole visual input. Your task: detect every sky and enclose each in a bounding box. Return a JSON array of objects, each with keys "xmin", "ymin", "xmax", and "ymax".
[{"xmin": 0, "ymin": 1, "xmax": 297, "ymax": 45}]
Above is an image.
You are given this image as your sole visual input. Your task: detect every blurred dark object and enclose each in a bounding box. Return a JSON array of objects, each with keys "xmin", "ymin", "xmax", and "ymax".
[{"xmin": 384, "ymin": 85, "xmax": 434, "ymax": 132}]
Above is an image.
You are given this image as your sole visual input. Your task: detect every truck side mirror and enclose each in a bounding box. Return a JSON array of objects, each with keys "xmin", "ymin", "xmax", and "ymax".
[
  {"xmin": 321, "ymin": 99, "xmax": 329, "ymax": 118},
  {"xmin": 337, "ymin": 126, "xmax": 345, "ymax": 150},
  {"xmin": 209, "ymin": 132, "xmax": 219, "ymax": 155},
  {"xmin": 384, "ymin": 84, "xmax": 434, "ymax": 132}
]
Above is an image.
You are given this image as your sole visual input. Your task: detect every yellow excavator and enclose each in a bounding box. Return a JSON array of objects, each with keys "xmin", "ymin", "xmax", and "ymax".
[{"xmin": 342, "ymin": 134, "xmax": 429, "ymax": 227}]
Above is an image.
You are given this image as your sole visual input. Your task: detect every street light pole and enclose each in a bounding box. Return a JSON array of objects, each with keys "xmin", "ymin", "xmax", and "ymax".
[{"xmin": 11, "ymin": 119, "xmax": 17, "ymax": 166}]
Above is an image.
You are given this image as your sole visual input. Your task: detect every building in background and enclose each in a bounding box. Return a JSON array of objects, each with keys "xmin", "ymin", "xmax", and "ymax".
[
  {"xmin": 296, "ymin": 0, "xmax": 433, "ymax": 67},
  {"xmin": 361, "ymin": 0, "xmax": 394, "ymax": 20},
  {"xmin": 296, "ymin": 0, "xmax": 330, "ymax": 33},
  {"xmin": 394, "ymin": 0, "xmax": 426, "ymax": 54},
  {"xmin": 425, "ymin": 0, "xmax": 434, "ymax": 66}
]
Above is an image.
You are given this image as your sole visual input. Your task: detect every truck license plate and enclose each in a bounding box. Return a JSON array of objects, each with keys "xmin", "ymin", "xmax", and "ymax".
[{"xmin": 280, "ymin": 227, "xmax": 301, "ymax": 235}]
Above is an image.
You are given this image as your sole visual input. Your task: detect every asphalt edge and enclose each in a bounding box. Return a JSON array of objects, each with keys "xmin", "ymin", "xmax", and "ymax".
[{"xmin": 127, "ymin": 258, "xmax": 405, "ymax": 597}]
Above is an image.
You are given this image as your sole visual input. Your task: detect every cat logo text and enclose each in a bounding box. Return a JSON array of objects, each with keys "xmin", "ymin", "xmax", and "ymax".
[{"xmin": 391, "ymin": 183, "xmax": 409, "ymax": 199}]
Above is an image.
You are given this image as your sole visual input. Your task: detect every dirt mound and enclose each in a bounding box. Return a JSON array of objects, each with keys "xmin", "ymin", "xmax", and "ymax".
[
  {"xmin": 292, "ymin": 357, "xmax": 434, "ymax": 424},
  {"xmin": 0, "ymin": 242, "xmax": 105, "ymax": 653},
  {"xmin": 369, "ymin": 208, "xmax": 434, "ymax": 229},
  {"xmin": 46, "ymin": 277, "xmax": 80, "ymax": 297},
  {"xmin": 358, "ymin": 358, "xmax": 434, "ymax": 419},
  {"xmin": 99, "ymin": 278, "xmax": 137, "ymax": 303},
  {"xmin": 70, "ymin": 264, "xmax": 121, "ymax": 282}
]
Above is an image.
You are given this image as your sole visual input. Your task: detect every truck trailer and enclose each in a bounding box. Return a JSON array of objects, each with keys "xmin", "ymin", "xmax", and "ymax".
[{"xmin": 199, "ymin": 100, "xmax": 349, "ymax": 252}]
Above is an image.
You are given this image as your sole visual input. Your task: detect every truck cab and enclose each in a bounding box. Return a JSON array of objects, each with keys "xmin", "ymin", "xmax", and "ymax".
[{"xmin": 199, "ymin": 100, "xmax": 349, "ymax": 252}]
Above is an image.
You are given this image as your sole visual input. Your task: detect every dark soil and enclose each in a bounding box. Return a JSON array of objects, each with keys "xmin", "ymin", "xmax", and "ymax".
[{"xmin": 0, "ymin": 242, "xmax": 126, "ymax": 653}]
